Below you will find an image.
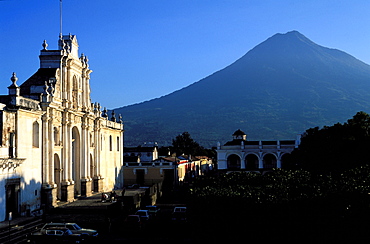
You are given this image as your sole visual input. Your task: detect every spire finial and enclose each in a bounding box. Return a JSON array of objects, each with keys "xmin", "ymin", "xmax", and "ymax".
[
  {"xmin": 110, "ymin": 110, "xmax": 116, "ymax": 122},
  {"xmin": 102, "ymin": 107, "xmax": 108, "ymax": 118},
  {"xmin": 11, "ymin": 72, "xmax": 18, "ymax": 86},
  {"xmin": 44, "ymin": 80, "xmax": 50, "ymax": 95},
  {"xmin": 80, "ymin": 53, "xmax": 85, "ymax": 63},
  {"xmin": 42, "ymin": 40, "xmax": 48, "ymax": 50}
]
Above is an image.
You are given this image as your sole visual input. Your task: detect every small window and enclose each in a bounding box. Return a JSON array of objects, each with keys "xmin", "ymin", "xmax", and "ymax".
[
  {"xmin": 117, "ymin": 137, "xmax": 120, "ymax": 151},
  {"xmin": 90, "ymin": 133, "xmax": 94, "ymax": 147},
  {"xmin": 33, "ymin": 121, "xmax": 39, "ymax": 148},
  {"xmin": 109, "ymin": 135, "xmax": 112, "ymax": 151},
  {"xmin": 54, "ymin": 127, "xmax": 60, "ymax": 146}
]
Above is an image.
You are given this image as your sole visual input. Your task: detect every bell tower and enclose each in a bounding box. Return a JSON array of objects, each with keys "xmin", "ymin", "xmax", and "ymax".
[
  {"xmin": 59, "ymin": 34, "xmax": 79, "ymax": 58},
  {"xmin": 38, "ymin": 35, "xmax": 92, "ymax": 110}
]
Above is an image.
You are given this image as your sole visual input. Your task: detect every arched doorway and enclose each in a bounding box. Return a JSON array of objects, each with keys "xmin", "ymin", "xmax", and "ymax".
[
  {"xmin": 90, "ymin": 154, "xmax": 94, "ymax": 179},
  {"xmin": 245, "ymin": 154, "xmax": 259, "ymax": 170},
  {"xmin": 227, "ymin": 154, "xmax": 241, "ymax": 170},
  {"xmin": 72, "ymin": 127, "xmax": 81, "ymax": 197},
  {"xmin": 280, "ymin": 153, "xmax": 292, "ymax": 169},
  {"xmin": 54, "ymin": 154, "xmax": 61, "ymax": 200},
  {"xmin": 263, "ymin": 154, "xmax": 277, "ymax": 169},
  {"xmin": 90, "ymin": 154, "xmax": 97, "ymax": 192}
]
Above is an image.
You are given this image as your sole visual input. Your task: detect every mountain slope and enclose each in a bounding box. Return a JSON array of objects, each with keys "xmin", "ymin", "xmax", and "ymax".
[{"xmin": 114, "ymin": 31, "xmax": 370, "ymax": 147}]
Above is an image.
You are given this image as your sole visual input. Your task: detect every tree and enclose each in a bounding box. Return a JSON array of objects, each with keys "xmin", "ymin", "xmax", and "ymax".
[
  {"xmin": 172, "ymin": 132, "xmax": 204, "ymax": 156},
  {"xmin": 292, "ymin": 111, "xmax": 370, "ymax": 173}
]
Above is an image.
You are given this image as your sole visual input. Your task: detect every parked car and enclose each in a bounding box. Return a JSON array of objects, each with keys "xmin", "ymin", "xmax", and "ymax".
[
  {"xmin": 127, "ymin": 184, "xmax": 140, "ymax": 189},
  {"xmin": 172, "ymin": 207, "xmax": 187, "ymax": 221},
  {"xmin": 135, "ymin": 210, "xmax": 150, "ymax": 221},
  {"xmin": 124, "ymin": 215, "xmax": 143, "ymax": 230},
  {"xmin": 27, "ymin": 227, "xmax": 84, "ymax": 244},
  {"xmin": 145, "ymin": 205, "xmax": 160, "ymax": 217},
  {"xmin": 173, "ymin": 206, "xmax": 187, "ymax": 213},
  {"xmin": 40, "ymin": 223, "xmax": 98, "ymax": 237}
]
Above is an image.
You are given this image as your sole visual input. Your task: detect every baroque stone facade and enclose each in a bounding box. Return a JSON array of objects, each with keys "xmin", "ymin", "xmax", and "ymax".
[{"xmin": 0, "ymin": 35, "xmax": 123, "ymax": 221}]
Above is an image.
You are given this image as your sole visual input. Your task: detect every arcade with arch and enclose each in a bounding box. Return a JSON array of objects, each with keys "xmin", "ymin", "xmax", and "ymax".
[{"xmin": 217, "ymin": 129, "xmax": 301, "ymax": 171}]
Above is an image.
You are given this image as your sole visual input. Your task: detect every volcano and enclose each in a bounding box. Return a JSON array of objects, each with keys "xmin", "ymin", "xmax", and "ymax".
[{"xmin": 114, "ymin": 31, "xmax": 370, "ymax": 147}]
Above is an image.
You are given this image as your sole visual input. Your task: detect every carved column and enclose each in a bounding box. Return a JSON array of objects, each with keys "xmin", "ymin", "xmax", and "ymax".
[
  {"xmin": 258, "ymin": 152, "xmax": 263, "ymax": 169},
  {"xmin": 61, "ymin": 112, "xmax": 68, "ymax": 182},
  {"xmin": 48, "ymin": 116, "xmax": 54, "ymax": 185},
  {"xmin": 93, "ymin": 118, "xmax": 103, "ymax": 192},
  {"xmin": 41, "ymin": 114, "xmax": 49, "ymax": 185},
  {"xmin": 276, "ymin": 151, "xmax": 282, "ymax": 168},
  {"xmin": 80, "ymin": 116, "xmax": 92, "ymax": 196},
  {"xmin": 48, "ymin": 114, "xmax": 58, "ymax": 207},
  {"xmin": 61, "ymin": 110, "xmax": 74, "ymax": 202}
]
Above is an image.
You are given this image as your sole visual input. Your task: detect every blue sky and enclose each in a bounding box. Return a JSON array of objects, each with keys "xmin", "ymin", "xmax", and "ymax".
[{"xmin": 1, "ymin": 0, "xmax": 370, "ymax": 109}]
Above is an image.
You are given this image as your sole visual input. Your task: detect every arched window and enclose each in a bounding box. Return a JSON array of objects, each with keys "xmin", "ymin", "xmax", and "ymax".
[
  {"xmin": 117, "ymin": 136, "xmax": 120, "ymax": 151},
  {"xmin": 33, "ymin": 121, "xmax": 39, "ymax": 148}
]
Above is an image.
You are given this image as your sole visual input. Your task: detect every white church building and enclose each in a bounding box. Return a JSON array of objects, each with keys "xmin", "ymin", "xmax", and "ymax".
[
  {"xmin": 0, "ymin": 34, "xmax": 124, "ymax": 221},
  {"xmin": 217, "ymin": 129, "xmax": 300, "ymax": 171}
]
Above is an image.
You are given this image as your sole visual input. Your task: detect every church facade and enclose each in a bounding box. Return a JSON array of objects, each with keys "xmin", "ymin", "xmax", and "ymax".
[{"xmin": 0, "ymin": 35, "xmax": 123, "ymax": 221}]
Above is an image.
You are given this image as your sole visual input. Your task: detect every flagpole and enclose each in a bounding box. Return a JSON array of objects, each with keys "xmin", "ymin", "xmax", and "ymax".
[
  {"xmin": 60, "ymin": 0, "xmax": 63, "ymax": 39},
  {"xmin": 59, "ymin": 0, "xmax": 64, "ymax": 101}
]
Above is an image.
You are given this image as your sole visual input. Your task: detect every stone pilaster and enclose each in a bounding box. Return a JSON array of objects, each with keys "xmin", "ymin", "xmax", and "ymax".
[{"xmin": 61, "ymin": 181, "xmax": 74, "ymax": 202}]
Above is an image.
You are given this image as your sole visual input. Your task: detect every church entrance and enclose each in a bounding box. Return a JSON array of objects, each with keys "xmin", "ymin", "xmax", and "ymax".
[
  {"xmin": 6, "ymin": 178, "xmax": 20, "ymax": 219},
  {"xmin": 54, "ymin": 154, "xmax": 61, "ymax": 200}
]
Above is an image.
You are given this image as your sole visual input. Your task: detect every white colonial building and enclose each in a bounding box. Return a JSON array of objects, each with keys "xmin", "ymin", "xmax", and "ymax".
[
  {"xmin": 217, "ymin": 129, "xmax": 300, "ymax": 171},
  {"xmin": 0, "ymin": 34, "xmax": 124, "ymax": 221}
]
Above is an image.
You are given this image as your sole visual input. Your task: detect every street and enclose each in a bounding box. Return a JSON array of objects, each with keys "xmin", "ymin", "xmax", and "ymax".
[{"xmin": 94, "ymin": 204, "xmax": 193, "ymax": 243}]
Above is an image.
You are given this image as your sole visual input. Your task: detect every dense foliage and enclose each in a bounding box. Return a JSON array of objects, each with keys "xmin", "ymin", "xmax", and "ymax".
[
  {"xmin": 170, "ymin": 132, "xmax": 215, "ymax": 158},
  {"xmin": 189, "ymin": 167, "xmax": 370, "ymax": 205},
  {"xmin": 187, "ymin": 168, "xmax": 370, "ymax": 241},
  {"xmin": 188, "ymin": 166, "xmax": 370, "ymax": 232},
  {"xmin": 184, "ymin": 113, "xmax": 370, "ymax": 240},
  {"xmin": 291, "ymin": 111, "xmax": 370, "ymax": 173}
]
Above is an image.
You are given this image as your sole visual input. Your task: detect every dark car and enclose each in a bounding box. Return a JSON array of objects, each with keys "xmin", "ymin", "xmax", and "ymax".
[
  {"xmin": 172, "ymin": 207, "xmax": 187, "ymax": 221},
  {"xmin": 145, "ymin": 205, "xmax": 160, "ymax": 217},
  {"xmin": 124, "ymin": 215, "xmax": 143, "ymax": 230},
  {"xmin": 135, "ymin": 210, "xmax": 150, "ymax": 221},
  {"xmin": 27, "ymin": 227, "xmax": 84, "ymax": 244},
  {"xmin": 40, "ymin": 223, "xmax": 98, "ymax": 237}
]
